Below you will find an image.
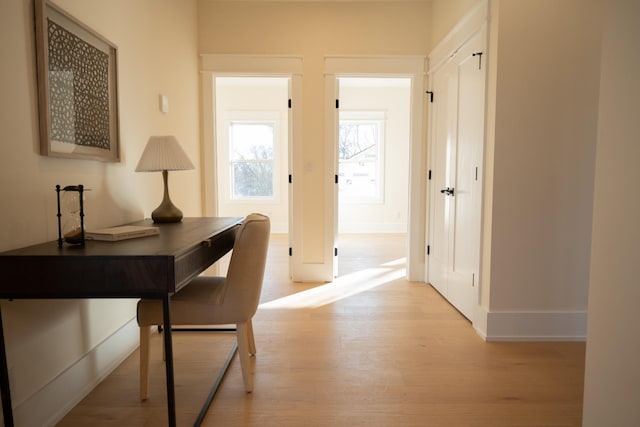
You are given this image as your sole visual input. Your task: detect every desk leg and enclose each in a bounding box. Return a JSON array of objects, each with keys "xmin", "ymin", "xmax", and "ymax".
[
  {"xmin": 0, "ymin": 305, "xmax": 14, "ymax": 426},
  {"xmin": 162, "ymin": 296, "xmax": 176, "ymax": 427}
]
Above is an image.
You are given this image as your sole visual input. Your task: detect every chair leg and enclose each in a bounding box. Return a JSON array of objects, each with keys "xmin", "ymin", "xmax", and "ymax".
[
  {"xmin": 161, "ymin": 328, "xmax": 166, "ymax": 362},
  {"xmin": 236, "ymin": 322, "xmax": 253, "ymax": 393},
  {"xmin": 139, "ymin": 326, "xmax": 151, "ymax": 401},
  {"xmin": 247, "ymin": 319, "xmax": 256, "ymax": 356}
]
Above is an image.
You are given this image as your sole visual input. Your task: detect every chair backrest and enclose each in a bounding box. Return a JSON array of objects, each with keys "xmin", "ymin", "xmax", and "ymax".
[{"xmin": 222, "ymin": 213, "xmax": 270, "ymax": 322}]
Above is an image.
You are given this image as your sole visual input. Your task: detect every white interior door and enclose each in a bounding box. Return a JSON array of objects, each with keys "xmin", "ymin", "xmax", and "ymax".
[
  {"xmin": 427, "ymin": 29, "xmax": 486, "ymax": 321},
  {"xmin": 428, "ymin": 66, "xmax": 455, "ymax": 296}
]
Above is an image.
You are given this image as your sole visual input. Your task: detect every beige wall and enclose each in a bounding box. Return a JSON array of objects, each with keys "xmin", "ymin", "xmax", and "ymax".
[
  {"xmin": 431, "ymin": 0, "xmax": 479, "ymax": 44},
  {"xmin": 583, "ymin": 0, "xmax": 640, "ymax": 423},
  {"xmin": 0, "ymin": 0, "xmax": 200, "ymax": 423},
  {"xmin": 484, "ymin": 0, "xmax": 603, "ymax": 317},
  {"xmin": 198, "ymin": 0, "xmax": 432, "ymax": 263}
]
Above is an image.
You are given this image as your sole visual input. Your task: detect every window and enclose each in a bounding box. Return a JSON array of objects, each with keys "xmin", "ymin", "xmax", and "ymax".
[
  {"xmin": 338, "ymin": 112, "xmax": 385, "ymax": 202},
  {"xmin": 229, "ymin": 121, "xmax": 275, "ymax": 199}
]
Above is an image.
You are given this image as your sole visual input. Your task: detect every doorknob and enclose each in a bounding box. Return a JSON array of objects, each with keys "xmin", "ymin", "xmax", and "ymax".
[{"xmin": 440, "ymin": 187, "xmax": 455, "ymax": 196}]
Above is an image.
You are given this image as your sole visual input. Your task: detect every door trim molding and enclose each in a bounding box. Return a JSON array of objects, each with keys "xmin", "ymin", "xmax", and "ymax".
[
  {"xmin": 200, "ymin": 54, "xmax": 303, "ymax": 278},
  {"xmin": 201, "ymin": 54, "xmax": 304, "ymax": 75},
  {"xmin": 324, "ymin": 55, "xmax": 427, "ymax": 281}
]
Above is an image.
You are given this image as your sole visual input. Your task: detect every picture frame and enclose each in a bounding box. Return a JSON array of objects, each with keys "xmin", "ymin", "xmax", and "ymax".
[{"xmin": 34, "ymin": 0, "xmax": 120, "ymax": 162}]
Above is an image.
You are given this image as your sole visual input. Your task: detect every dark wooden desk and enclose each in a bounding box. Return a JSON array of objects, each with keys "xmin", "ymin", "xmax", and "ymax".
[{"xmin": 0, "ymin": 217, "xmax": 242, "ymax": 427}]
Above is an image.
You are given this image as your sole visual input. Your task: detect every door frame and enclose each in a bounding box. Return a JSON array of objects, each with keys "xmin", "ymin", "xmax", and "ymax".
[
  {"xmin": 201, "ymin": 55, "xmax": 303, "ymax": 279},
  {"xmin": 324, "ymin": 56, "xmax": 427, "ymax": 281}
]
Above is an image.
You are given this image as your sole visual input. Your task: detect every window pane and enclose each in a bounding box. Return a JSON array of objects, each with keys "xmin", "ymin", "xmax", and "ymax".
[
  {"xmin": 338, "ymin": 119, "xmax": 382, "ymax": 201},
  {"xmin": 230, "ymin": 123, "xmax": 274, "ymax": 160},
  {"xmin": 339, "ymin": 122, "xmax": 378, "ymax": 160},
  {"xmin": 232, "ymin": 161, "xmax": 273, "ymax": 198},
  {"xmin": 229, "ymin": 121, "xmax": 275, "ymax": 199}
]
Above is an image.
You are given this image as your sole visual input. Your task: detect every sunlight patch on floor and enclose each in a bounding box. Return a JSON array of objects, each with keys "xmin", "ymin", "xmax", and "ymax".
[{"xmin": 259, "ymin": 258, "xmax": 406, "ymax": 309}]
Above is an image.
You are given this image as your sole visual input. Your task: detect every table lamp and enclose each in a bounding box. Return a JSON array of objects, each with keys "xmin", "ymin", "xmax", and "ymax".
[{"xmin": 135, "ymin": 135, "xmax": 195, "ymax": 223}]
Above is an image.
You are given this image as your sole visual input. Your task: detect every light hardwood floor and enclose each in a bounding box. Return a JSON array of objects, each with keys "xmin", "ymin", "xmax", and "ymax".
[{"xmin": 57, "ymin": 234, "xmax": 585, "ymax": 426}]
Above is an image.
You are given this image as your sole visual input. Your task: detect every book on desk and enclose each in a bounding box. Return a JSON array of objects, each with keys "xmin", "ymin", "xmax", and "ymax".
[{"xmin": 85, "ymin": 225, "xmax": 160, "ymax": 241}]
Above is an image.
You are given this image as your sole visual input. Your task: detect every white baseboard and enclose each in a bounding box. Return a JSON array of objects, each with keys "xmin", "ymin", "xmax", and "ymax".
[
  {"xmin": 290, "ymin": 262, "xmax": 333, "ymax": 282},
  {"xmin": 474, "ymin": 306, "xmax": 587, "ymax": 341},
  {"xmin": 11, "ymin": 318, "xmax": 139, "ymax": 427},
  {"xmin": 338, "ymin": 222, "xmax": 407, "ymax": 234}
]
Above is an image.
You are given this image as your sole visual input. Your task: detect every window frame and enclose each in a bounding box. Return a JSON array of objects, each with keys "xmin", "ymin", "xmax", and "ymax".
[{"xmin": 220, "ymin": 110, "xmax": 282, "ymax": 204}]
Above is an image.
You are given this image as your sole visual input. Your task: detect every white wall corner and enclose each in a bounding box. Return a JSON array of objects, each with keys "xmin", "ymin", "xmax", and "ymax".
[
  {"xmin": 13, "ymin": 318, "xmax": 139, "ymax": 427},
  {"xmin": 474, "ymin": 306, "xmax": 587, "ymax": 341}
]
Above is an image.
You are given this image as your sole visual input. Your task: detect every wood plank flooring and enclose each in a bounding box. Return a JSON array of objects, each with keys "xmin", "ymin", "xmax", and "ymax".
[{"xmin": 57, "ymin": 234, "xmax": 585, "ymax": 426}]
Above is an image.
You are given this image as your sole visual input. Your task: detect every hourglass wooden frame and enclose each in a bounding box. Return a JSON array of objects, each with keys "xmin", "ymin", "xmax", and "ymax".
[{"xmin": 56, "ymin": 184, "xmax": 85, "ymax": 247}]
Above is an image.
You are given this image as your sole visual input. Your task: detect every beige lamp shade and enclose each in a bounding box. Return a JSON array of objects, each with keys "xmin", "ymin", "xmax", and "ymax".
[
  {"xmin": 136, "ymin": 136, "xmax": 194, "ymax": 223},
  {"xmin": 135, "ymin": 135, "xmax": 195, "ymax": 172}
]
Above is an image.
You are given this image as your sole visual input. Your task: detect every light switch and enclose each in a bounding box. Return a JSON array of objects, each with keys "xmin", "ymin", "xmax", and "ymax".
[{"xmin": 159, "ymin": 95, "xmax": 169, "ymax": 113}]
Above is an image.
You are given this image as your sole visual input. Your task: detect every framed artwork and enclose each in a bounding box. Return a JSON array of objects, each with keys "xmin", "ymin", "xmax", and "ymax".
[{"xmin": 34, "ymin": 0, "xmax": 120, "ymax": 162}]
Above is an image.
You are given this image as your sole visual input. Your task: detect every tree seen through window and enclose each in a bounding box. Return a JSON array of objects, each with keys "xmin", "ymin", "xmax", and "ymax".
[
  {"xmin": 229, "ymin": 122, "xmax": 274, "ymax": 199},
  {"xmin": 338, "ymin": 117, "xmax": 383, "ymax": 201}
]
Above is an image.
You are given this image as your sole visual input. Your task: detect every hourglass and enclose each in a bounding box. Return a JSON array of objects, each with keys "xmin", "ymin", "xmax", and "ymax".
[{"xmin": 56, "ymin": 185, "xmax": 85, "ymax": 247}]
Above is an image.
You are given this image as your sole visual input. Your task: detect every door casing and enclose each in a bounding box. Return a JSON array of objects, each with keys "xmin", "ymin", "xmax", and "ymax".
[{"xmin": 325, "ymin": 56, "xmax": 427, "ymax": 282}]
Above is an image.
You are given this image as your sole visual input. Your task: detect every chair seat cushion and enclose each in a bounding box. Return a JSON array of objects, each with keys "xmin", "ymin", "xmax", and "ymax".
[{"xmin": 137, "ymin": 276, "xmax": 227, "ymax": 326}]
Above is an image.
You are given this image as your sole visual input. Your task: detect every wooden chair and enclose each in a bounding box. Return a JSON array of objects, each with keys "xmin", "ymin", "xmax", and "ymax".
[{"xmin": 136, "ymin": 213, "xmax": 270, "ymax": 400}]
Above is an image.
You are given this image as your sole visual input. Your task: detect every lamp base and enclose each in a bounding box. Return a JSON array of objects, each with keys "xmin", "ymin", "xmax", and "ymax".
[
  {"xmin": 151, "ymin": 170, "xmax": 183, "ymax": 223},
  {"xmin": 151, "ymin": 203, "xmax": 183, "ymax": 223}
]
